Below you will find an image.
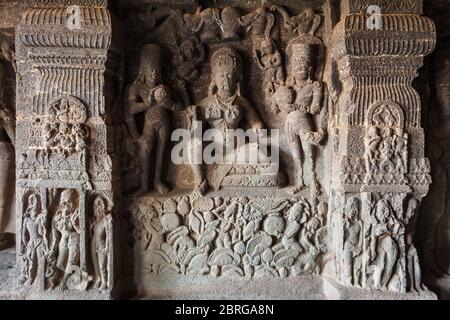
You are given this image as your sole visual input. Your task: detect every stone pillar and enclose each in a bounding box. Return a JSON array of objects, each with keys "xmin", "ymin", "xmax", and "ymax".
[
  {"xmin": 15, "ymin": 0, "xmax": 121, "ymax": 298},
  {"xmin": 329, "ymin": 0, "xmax": 436, "ymax": 293}
]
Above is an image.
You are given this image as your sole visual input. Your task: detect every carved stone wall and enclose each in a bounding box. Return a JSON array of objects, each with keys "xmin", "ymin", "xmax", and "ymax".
[
  {"xmin": 0, "ymin": 0, "xmax": 447, "ymax": 300},
  {"xmin": 13, "ymin": 0, "xmax": 121, "ymax": 298}
]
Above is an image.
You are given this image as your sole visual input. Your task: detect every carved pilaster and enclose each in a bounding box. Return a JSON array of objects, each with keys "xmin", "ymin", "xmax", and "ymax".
[
  {"xmin": 330, "ymin": 0, "xmax": 436, "ymax": 293},
  {"xmin": 15, "ymin": 0, "xmax": 121, "ymax": 298}
]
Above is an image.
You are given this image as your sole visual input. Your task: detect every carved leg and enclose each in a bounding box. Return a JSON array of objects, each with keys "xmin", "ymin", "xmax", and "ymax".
[
  {"xmin": 342, "ymin": 246, "xmax": 353, "ymax": 285},
  {"xmin": 99, "ymin": 252, "xmax": 108, "ymax": 290},
  {"xmin": 304, "ymin": 142, "xmax": 320, "ymax": 196},
  {"xmin": 287, "ymin": 134, "xmax": 305, "ymax": 195},
  {"xmin": 191, "ymin": 163, "xmax": 209, "ymax": 197},
  {"xmin": 188, "ymin": 135, "xmax": 209, "ymax": 196},
  {"xmin": 125, "ymin": 115, "xmax": 139, "ymax": 139},
  {"xmin": 153, "ymin": 127, "xmax": 171, "ymax": 194},
  {"xmin": 91, "ymin": 242, "xmax": 100, "ymax": 288},
  {"xmin": 136, "ymin": 134, "xmax": 155, "ymax": 195}
]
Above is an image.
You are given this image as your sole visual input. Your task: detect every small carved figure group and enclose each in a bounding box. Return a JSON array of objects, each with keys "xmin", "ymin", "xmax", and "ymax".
[
  {"xmin": 19, "ymin": 190, "xmax": 111, "ymax": 291},
  {"xmin": 43, "ymin": 97, "xmax": 89, "ymax": 156},
  {"xmin": 130, "ymin": 196, "xmax": 327, "ymax": 278}
]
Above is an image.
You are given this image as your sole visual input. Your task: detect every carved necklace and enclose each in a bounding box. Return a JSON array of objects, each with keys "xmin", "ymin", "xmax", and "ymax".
[{"xmin": 215, "ymin": 92, "xmax": 238, "ymax": 107}]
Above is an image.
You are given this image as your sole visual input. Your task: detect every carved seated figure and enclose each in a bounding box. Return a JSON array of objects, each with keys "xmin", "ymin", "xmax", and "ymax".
[
  {"xmin": 125, "ymin": 44, "xmax": 183, "ymax": 195},
  {"xmin": 272, "ymin": 42, "xmax": 325, "ymax": 195},
  {"xmin": 188, "ymin": 47, "xmax": 284, "ymax": 195}
]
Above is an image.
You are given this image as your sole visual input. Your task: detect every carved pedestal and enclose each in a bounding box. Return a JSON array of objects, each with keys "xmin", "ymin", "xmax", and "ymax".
[
  {"xmin": 14, "ymin": 0, "xmax": 121, "ymax": 298},
  {"xmin": 330, "ymin": 0, "xmax": 436, "ymax": 294}
]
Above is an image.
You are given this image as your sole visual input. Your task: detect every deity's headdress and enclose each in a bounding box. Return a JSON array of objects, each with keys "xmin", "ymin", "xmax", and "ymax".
[
  {"xmin": 288, "ymin": 42, "xmax": 319, "ymax": 69},
  {"xmin": 287, "ymin": 33, "xmax": 324, "ymax": 81},
  {"xmin": 140, "ymin": 44, "xmax": 162, "ymax": 68},
  {"xmin": 209, "ymin": 47, "xmax": 243, "ymax": 96},
  {"xmin": 210, "ymin": 46, "xmax": 242, "ymax": 76},
  {"xmin": 136, "ymin": 44, "xmax": 162, "ymax": 85}
]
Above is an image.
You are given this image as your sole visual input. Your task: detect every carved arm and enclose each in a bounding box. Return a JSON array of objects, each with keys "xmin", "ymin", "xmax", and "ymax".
[
  {"xmin": 310, "ymin": 82, "xmax": 324, "ymax": 114},
  {"xmin": 241, "ymin": 98, "xmax": 263, "ymax": 129}
]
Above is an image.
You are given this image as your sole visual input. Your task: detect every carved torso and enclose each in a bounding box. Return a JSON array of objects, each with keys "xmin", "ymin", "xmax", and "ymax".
[{"xmin": 198, "ymin": 94, "xmax": 245, "ymax": 131}]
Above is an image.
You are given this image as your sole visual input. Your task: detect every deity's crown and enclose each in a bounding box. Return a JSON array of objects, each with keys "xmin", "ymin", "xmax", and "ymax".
[
  {"xmin": 289, "ymin": 42, "xmax": 316, "ymax": 65},
  {"xmin": 211, "ymin": 47, "xmax": 242, "ymax": 73},
  {"xmin": 140, "ymin": 44, "xmax": 162, "ymax": 67}
]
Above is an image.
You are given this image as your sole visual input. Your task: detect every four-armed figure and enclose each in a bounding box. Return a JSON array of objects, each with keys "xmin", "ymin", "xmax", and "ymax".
[
  {"xmin": 188, "ymin": 47, "xmax": 263, "ymax": 196},
  {"xmin": 273, "ymin": 43, "xmax": 325, "ymax": 195},
  {"xmin": 125, "ymin": 44, "xmax": 183, "ymax": 195}
]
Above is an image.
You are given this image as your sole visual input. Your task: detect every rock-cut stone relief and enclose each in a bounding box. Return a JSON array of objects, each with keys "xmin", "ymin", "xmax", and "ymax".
[
  {"xmin": 90, "ymin": 195, "xmax": 112, "ymax": 291},
  {"xmin": 1, "ymin": 0, "xmax": 441, "ymax": 300},
  {"xmin": 18, "ymin": 189, "xmax": 88, "ymax": 290},
  {"xmin": 128, "ymin": 196, "xmax": 328, "ymax": 278},
  {"xmin": 18, "ymin": 188, "xmax": 114, "ymax": 292},
  {"xmin": 125, "ymin": 44, "xmax": 183, "ymax": 195}
]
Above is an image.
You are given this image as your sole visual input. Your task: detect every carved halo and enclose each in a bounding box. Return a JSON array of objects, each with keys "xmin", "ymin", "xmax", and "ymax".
[
  {"xmin": 366, "ymin": 101, "xmax": 405, "ymax": 129},
  {"xmin": 47, "ymin": 95, "xmax": 88, "ymax": 124}
]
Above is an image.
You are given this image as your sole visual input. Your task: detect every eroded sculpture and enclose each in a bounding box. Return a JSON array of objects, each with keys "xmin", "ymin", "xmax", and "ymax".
[
  {"xmin": 0, "ymin": 0, "xmax": 442, "ymax": 300},
  {"xmin": 125, "ymin": 44, "xmax": 183, "ymax": 195}
]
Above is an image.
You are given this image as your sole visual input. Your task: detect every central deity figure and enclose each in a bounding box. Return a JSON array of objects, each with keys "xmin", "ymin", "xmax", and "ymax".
[{"xmin": 188, "ymin": 47, "xmax": 264, "ymax": 195}]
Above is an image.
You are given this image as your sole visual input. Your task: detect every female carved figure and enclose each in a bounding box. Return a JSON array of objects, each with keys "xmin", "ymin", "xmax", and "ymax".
[
  {"xmin": 369, "ymin": 199, "xmax": 403, "ymax": 290},
  {"xmin": 188, "ymin": 47, "xmax": 263, "ymax": 195},
  {"xmin": 91, "ymin": 196, "xmax": 112, "ymax": 290},
  {"xmin": 125, "ymin": 44, "xmax": 182, "ymax": 195},
  {"xmin": 342, "ymin": 198, "xmax": 363, "ymax": 286},
  {"xmin": 20, "ymin": 193, "xmax": 47, "ymax": 285},
  {"xmin": 273, "ymin": 43, "xmax": 325, "ymax": 195},
  {"xmin": 51, "ymin": 189, "xmax": 80, "ymax": 288}
]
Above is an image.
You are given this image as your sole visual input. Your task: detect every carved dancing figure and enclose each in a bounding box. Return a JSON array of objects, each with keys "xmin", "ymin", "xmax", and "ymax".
[
  {"xmin": 273, "ymin": 43, "xmax": 325, "ymax": 195},
  {"xmin": 239, "ymin": 4, "xmax": 275, "ymax": 39},
  {"xmin": 254, "ymin": 38, "xmax": 285, "ymax": 94},
  {"xmin": 125, "ymin": 44, "xmax": 182, "ymax": 195},
  {"xmin": 188, "ymin": 47, "xmax": 263, "ymax": 196},
  {"xmin": 20, "ymin": 193, "xmax": 47, "ymax": 285},
  {"xmin": 172, "ymin": 37, "xmax": 206, "ymax": 106},
  {"xmin": 91, "ymin": 196, "xmax": 112, "ymax": 290},
  {"xmin": 271, "ymin": 6, "xmax": 321, "ymax": 37}
]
